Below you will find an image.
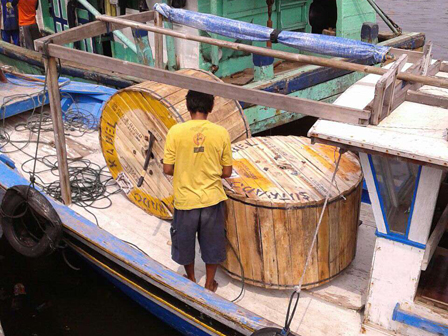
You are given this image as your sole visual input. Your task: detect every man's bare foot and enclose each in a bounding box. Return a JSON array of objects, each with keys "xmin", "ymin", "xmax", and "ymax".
[
  {"xmin": 205, "ymin": 280, "xmax": 218, "ymax": 292},
  {"xmin": 184, "ymin": 274, "xmax": 196, "ymax": 283}
]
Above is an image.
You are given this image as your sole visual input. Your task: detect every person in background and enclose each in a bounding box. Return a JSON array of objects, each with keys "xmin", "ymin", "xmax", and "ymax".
[
  {"xmin": 163, "ymin": 90, "xmax": 233, "ymax": 292},
  {"xmin": 17, "ymin": 0, "xmax": 39, "ymax": 50},
  {"xmin": 0, "ymin": 0, "xmax": 19, "ymax": 45}
]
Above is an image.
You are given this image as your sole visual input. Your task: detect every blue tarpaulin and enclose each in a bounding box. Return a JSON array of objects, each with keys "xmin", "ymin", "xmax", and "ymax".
[{"xmin": 154, "ymin": 3, "xmax": 390, "ymax": 63}]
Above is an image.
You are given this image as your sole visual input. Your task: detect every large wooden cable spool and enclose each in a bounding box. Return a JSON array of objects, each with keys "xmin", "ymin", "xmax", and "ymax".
[
  {"xmin": 99, "ymin": 69, "xmax": 250, "ymax": 220},
  {"xmin": 222, "ymin": 136, "xmax": 363, "ymax": 289}
]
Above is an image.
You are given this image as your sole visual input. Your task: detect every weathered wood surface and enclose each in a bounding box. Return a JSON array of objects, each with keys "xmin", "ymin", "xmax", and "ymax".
[
  {"xmin": 36, "ymin": 11, "xmax": 155, "ymax": 47},
  {"xmin": 406, "ymin": 90, "xmax": 448, "ymax": 109},
  {"xmin": 34, "ymin": 42, "xmax": 370, "ymax": 125},
  {"xmin": 99, "ymin": 69, "xmax": 250, "ymax": 219},
  {"xmin": 44, "ymin": 57, "xmax": 71, "ymax": 204},
  {"xmin": 368, "ymin": 55, "xmax": 407, "ymax": 125},
  {"xmin": 154, "ymin": 12, "xmax": 164, "ymax": 69},
  {"xmin": 0, "ymin": 110, "xmax": 384, "ymax": 333},
  {"xmin": 310, "ymin": 62, "xmax": 448, "ymax": 169},
  {"xmin": 222, "ymin": 136, "xmax": 363, "ymax": 289}
]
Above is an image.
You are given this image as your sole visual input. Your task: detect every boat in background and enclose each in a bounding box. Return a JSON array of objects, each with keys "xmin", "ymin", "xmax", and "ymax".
[
  {"xmin": 1, "ymin": 4, "xmax": 448, "ymax": 334},
  {"xmin": 0, "ymin": 0, "xmax": 426, "ymax": 135}
]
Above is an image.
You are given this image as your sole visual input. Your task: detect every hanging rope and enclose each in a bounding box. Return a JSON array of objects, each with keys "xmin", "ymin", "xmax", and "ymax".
[
  {"xmin": 29, "ymin": 49, "xmax": 50, "ymax": 191},
  {"xmin": 280, "ymin": 149, "xmax": 345, "ymax": 335}
]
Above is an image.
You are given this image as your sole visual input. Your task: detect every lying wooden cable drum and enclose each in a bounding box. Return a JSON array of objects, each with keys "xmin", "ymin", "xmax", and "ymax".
[
  {"xmin": 222, "ymin": 136, "xmax": 363, "ymax": 289},
  {"xmin": 99, "ymin": 69, "xmax": 250, "ymax": 219}
]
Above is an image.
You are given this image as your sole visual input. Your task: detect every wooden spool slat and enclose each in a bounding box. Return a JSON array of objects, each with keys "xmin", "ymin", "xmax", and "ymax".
[
  {"xmin": 100, "ymin": 69, "xmax": 250, "ymax": 219},
  {"xmin": 222, "ymin": 136, "xmax": 363, "ymax": 289}
]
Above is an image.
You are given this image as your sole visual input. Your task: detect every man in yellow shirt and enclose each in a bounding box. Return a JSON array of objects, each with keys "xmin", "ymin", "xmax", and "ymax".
[{"xmin": 163, "ymin": 90, "xmax": 232, "ymax": 292}]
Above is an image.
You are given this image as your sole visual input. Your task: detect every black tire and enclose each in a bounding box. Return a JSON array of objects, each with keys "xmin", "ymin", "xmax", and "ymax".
[{"xmin": 0, "ymin": 185, "xmax": 63, "ymax": 258}]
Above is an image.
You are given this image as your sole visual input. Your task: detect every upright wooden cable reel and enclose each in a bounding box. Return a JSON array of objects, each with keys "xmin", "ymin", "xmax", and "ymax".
[
  {"xmin": 99, "ymin": 69, "xmax": 250, "ymax": 219},
  {"xmin": 222, "ymin": 136, "xmax": 363, "ymax": 289}
]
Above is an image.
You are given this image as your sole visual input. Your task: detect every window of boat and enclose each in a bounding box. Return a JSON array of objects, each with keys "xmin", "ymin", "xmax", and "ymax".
[{"xmin": 370, "ymin": 156, "xmax": 420, "ymax": 235}]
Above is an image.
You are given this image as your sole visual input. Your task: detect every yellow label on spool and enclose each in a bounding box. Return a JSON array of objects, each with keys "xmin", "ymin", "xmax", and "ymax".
[
  {"xmin": 100, "ymin": 93, "xmax": 176, "ymax": 219},
  {"xmin": 228, "ymin": 158, "xmax": 274, "ymax": 196}
]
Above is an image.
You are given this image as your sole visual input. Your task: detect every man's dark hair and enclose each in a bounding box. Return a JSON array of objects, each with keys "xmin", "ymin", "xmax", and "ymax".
[{"xmin": 186, "ymin": 90, "xmax": 214, "ymax": 114}]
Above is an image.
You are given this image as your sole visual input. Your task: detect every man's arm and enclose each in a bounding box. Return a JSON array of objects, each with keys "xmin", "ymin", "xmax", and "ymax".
[
  {"xmin": 163, "ymin": 163, "xmax": 174, "ymax": 176},
  {"xmin": 221, "ymin": 165, "xmax": 232, "ymax": 179},
  {"xmin": 163, "ymin": 129, "xmax": 176, "ymax": 176},
  {"xmin": 220, "ymin": 131, "xmax": 233, "ymax": 179}
]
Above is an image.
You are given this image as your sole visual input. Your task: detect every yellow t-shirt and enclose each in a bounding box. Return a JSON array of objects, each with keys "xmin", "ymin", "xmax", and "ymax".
[{"xmin": 163, "ymin": 120, "xmax": 232, "ymax": 210}]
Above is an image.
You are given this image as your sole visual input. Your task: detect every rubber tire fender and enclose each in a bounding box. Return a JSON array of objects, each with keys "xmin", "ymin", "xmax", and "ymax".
[{"xmin": 1, "ymin": 185, "xmax": 63, "ymax": 258}]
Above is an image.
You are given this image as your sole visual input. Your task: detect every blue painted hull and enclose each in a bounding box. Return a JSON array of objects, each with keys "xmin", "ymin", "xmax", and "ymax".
[
  {"xmin": 82, "ymin": 253, "xmax": 211, "ymax": 336},
  {"xmin": 0, "ymin": 161, "xmax": 279, "ymax": 336}
]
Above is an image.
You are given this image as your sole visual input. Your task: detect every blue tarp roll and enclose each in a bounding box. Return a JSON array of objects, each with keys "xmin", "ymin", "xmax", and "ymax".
[{"xmin": 154, "ymin": 3, "xmax": 390, "ymax": 63}]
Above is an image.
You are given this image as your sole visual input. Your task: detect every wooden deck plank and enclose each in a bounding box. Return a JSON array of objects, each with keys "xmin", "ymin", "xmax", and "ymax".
[{"xmin": 0, "ymin": 109, "xmax": 377, "ymax": 335}]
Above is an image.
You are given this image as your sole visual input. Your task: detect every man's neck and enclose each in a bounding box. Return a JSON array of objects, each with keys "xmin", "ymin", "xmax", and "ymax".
[{"xmin": 190, "ymin": 112, "xmax": 208, "ymax": 121}]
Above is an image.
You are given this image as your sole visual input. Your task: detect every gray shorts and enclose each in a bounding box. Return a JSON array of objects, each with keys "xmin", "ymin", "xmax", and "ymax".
[{"xmin": 170, "ymin": 202, "xmax": 226, "ymax": 265}]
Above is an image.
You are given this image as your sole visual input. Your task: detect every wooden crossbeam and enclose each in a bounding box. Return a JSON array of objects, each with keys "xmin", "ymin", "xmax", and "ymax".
[
  {"xmin": 35, "ymin": 12, "xmax": 448, "ymax": 90},
  {"xmin": 406, "ymin": 90, "xmax": 448, "ymax": 109},
  {"xmin": 34, "ymin": 41, "xmax": 370, "ymax": 124},
  {"xmin": 441, "ymin": 62, "xmax": 448, "ymax": 73},
  {"xmin": 389, "ymin": 47, "xmax": 425, "ymax": 64},
  {"xmin": 366, "ymin": 57, "xmax": 442, "ymax": 122},
  {"xmin": 95, "ymin": 15, "xmax": 448, "ymax": 90},
  {"xmin": 36, "ymin": 11, "xmax": 155, "ymax": 47},
  {"xmin": 368, "ymin": 55, "xmax": 408, "ymax": 125}
]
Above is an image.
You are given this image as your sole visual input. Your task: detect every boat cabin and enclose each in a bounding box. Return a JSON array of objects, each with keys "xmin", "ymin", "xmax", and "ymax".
[{"xmin": 310, "ymin": 57, "xmax": 448, "ymax": 335}]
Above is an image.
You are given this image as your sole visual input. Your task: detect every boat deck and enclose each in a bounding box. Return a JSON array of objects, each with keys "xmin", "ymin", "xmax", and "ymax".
[
  {"xmin": 0, "ymin": 75, "xmax": 48, "ymax": 120},
  {"xmin": 0, "ymin": 107, "xmax": 382, "ymax": 335}
]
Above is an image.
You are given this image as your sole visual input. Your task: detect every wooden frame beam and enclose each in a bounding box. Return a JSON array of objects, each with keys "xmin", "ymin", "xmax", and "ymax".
[
  {"xmin": 389, "ymin": 47, "xmax": 426, "ymax": 64},
  {"xmin": 44, "ymin": 57, "xmax": 71, "ymax": 204},
  {"xmin": 441, "ymin": 62, "xmax": 448, "ymax": 73},
  {"xmin": 154, "ymin": 11, "xmax": 164, "ymax": 69},
  {"xmin": 36, "ymin": 11, "xmax": 448, "ymax": 90},
  {"xmin": 311, "ymin": 137, "xmax": 448, "ymax": 171},
  {"xmin": 421, "ymin": 42, "xmax": 434, "ymax": 76},
  {"xmin": 36, "ymin": 11, "xmax": 155, "ymax": 47},
  {"xmin": 362, "ymin": 57, "xmax": 442, "ymax": 124},
  {"xmin": 34, "ymin": 41, "xmax": 370, "ymax": 124},
  {"xmin": 93, "ymin": 15, "xmax": 448, "ymax": 89},
  {"xmin": 368, "ymin": 55, "xmax": 408, "ymax": 125},
  {"xmin": 406, "ymin": 90, "xmax": 448, "ymax": 109}
]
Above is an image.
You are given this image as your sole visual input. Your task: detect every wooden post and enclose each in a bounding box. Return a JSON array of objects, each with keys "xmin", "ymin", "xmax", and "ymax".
[
  {"xmin": 44, "ymin": 57, "xmax": 72, "ymax": 205},
  {"xmin": 421, "ymin": 42, "xmax": 433, "ymax": 76},
  {"xmin": 154, "ymin": 12, "xmax": 164, "ymax": 69}
]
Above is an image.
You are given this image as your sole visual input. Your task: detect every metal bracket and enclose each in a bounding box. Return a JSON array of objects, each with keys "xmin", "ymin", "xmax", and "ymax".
[{"xmin": 137, "ymin": 130, "xmax": 156, "ymax": 187}]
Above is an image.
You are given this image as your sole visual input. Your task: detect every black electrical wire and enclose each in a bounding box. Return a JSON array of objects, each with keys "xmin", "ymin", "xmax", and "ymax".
[
  {"xmin": 225, "ymin": 234, "xmax": 245, "ymax": 302},
  {"xmin": 0, "ymin": 73, "xmax": 119, "ymax": 227},
  {"xmin": 0, "ymin": 72, "xmax": 168, "ymax": 273}
]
